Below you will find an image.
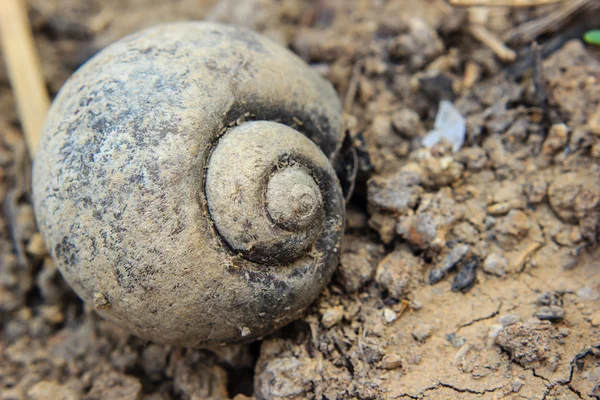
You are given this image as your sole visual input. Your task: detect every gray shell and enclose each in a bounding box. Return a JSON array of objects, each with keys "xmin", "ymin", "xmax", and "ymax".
[{"xmin": 32, "ymin": 22, "xmax": 345, "ymax": 347}]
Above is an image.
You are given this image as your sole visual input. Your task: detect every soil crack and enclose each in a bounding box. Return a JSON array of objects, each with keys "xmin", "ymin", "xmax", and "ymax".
[
  {"xmin": 456, "ymin": 301, "xmax": 502, "ymax": 331},
  {"xmin": 420, "ymin": 381, "xmax": 505, "ymax": 396}
]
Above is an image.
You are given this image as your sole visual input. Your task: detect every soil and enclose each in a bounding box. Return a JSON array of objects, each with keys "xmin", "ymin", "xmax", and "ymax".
[{"xmin": 1, "ymin": 0, "xmax": 600, "ymax": 399}]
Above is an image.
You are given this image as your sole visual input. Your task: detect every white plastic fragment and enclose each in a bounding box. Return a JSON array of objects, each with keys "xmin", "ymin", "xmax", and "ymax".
[
  {"xmin": 487, "ymin": 323, "xmax": 504, "ymax": 348},
  {"xmin": 422, "ymin": 100, "xmax": 466, "ymax": 152},
  {"xmin": 383, "ymin": 308, "xmax": 397, "ymax": 323}
]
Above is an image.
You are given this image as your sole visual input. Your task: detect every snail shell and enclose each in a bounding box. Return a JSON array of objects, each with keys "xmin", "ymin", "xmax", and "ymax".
[{"xmin": 32, "ymin": 22, "xmax": 345, "ymax": 347}]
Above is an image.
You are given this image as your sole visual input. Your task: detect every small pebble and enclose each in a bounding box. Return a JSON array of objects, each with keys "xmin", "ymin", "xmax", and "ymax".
[
  {"xmin": 534, "ymin": 306, "xmax": 565, "ymax": 322},
  {"xmin": 487, "ymin": 201, "xmax": 520, "ymax": 216},
  {"xmin": 17, "ymin": 307, "xmax": 33, "ymax": 320},
  {"xmin": 429, "ymin": 268, "xmax": 446, "ymax": 285},
  {"xmin": 380, "ymin": 353, "xmax": 403, "ymax": 370},
  {"xmin": 482, "ymin": 253, "xmax": 507, "ymax": 277},
  {"xmin": 411, "ymin": 323, "xmax": 432, "ymax": 342},
  {"xmin": 39, "ymin": 305, "xmax": 64, "ymax": 324},
  {"xmin": 590, "ymin": 313, "xmax": 600, "ymax": 327},
  {"xmin": 27, "ymin": 381, "xmax": 79, "ymax": 400},
  {"xmin": 536, "ymin": 292, "xmax": 558, "ymax": 306},
  {"xmin": 383, "ymin": 308, "xmax": 397, "ymax": 324},
  {"xmin": 411, "ymin": 299, "xmax": 423, "ymax": 310},
  {"xmin": 321, "ymin": 306, "xmax": 344, "ymax": 328},
  {"xmin": 499, "ymin": 314, "xmax": 521, "ymax": 326},
  {"xmin": 26, "ymin": 233, "xmax": 48, "ymax": 258},
  {"xmin": 511, "ymin": 379, "xmax": 524, "ymax": 393},
  {"xmin": 577, "ymin": 286, "xmax": 599, "ymax": 301},
  {"xmin": 445, "ymin": 332, "xmax": 466, "ymax": 348},
  {"xmin": 392, "ymin": 108, "xmax": 423, "ymax": 138}
]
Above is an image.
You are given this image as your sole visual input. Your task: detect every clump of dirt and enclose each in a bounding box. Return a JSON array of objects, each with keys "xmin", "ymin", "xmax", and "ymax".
[
  {"xmin": 1, "ymin": 0, "xmax": 600, "ymax": 399},
  {"xmin": 496, "ymin": 319, "xmax": 562, "ymax": 367}
]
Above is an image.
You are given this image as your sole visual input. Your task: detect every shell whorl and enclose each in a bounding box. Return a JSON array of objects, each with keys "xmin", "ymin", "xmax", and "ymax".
[
  {"xmin": 206, "ymin": 121, "xmax": 339, "ymax": 265},
  {"xmin": 32, "ymin": 22, "xmax": 345, "ymax": 347}
]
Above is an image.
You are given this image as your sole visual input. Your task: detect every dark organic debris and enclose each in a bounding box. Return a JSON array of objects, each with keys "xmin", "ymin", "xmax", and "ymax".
[
  {"xmin": 429, "ymin": 244, "xmax": 470, "ymax": 285},
  {"xmin": 451, "ymin": 257, "xmax": 478, "ymax": 293},
  {"xmin": 534, "ymin": 306, "xmax": 565, "ymax": 322}
]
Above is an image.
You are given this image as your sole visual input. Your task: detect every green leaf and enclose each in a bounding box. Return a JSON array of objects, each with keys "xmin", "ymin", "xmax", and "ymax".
[{"xmin": 584, "ymin": 30, "xmax": 600, "ymax": 45}]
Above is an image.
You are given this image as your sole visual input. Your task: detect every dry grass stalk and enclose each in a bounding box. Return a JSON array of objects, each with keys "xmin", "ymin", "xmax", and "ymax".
[
  {"xmin": 450, "ymin": 0, "xmax": 562, "ymax": 6},
  {"xmin": 0, "ymin": 0, "xmax": 50, "ymax": 156},
  {"xmin": 469, "ymin": 24, "xmax": 517, "ymax": 62},
  {"xmin": 503, "ymin": 0, "xmax": 596, "ymax": 43}
]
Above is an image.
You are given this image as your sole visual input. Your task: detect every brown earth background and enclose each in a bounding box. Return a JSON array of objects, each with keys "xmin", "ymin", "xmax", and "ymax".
[{"xmin": 1, "ymin": 0, "xmax": 600, "ymax": 399}]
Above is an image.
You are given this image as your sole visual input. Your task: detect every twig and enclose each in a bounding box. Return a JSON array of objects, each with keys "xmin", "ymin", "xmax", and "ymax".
[
  {"xmin": 505, "ymin": 22, "xmax": 596, "ymax": 78},
  {"xmin": 450, "ymin": 0, "xmax": 562, "ymax": 6},
  {"xmin": 397, "ymin": 299, "xmax": 411, "ymax": 319},
  {"xmin": 0, "ymin": 0, "xmax": 50, "ymax": 157},
  {"xmin": 503, "ymin": 0, "xmax": 595, "ymax": 44},
  {"xmin": 343, "ymin": 62, "xmax": 362, "ymax": 113},
  {"xmin": 530, "ymin": 42, "xmax": 554, "ymax": 126},
  {"xmin": 462, "ymin": 61, "xmax": 480, "ymax": 90},
  {"xmin": 469, "ymin": 24, "xmax": 517, "ymax": 62},
  {"xmin": 513, "ymin": 242, "xmax": 542, "ymax": 271}
]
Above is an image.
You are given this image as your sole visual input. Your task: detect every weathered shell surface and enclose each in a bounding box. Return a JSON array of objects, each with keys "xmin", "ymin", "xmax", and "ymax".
[{"xmin": 33, "ymin": 22, "xmax": 344, "ymax": 347}]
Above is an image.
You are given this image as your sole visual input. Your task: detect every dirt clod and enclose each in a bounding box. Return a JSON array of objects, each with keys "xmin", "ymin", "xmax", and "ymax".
[
  {"xmin": 375, "ymin": 246, "xmax": 423, "ymax": 299},
  {"xmin": 496, "ymin": 320, "xmax": 558, "ymax": 367}
]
